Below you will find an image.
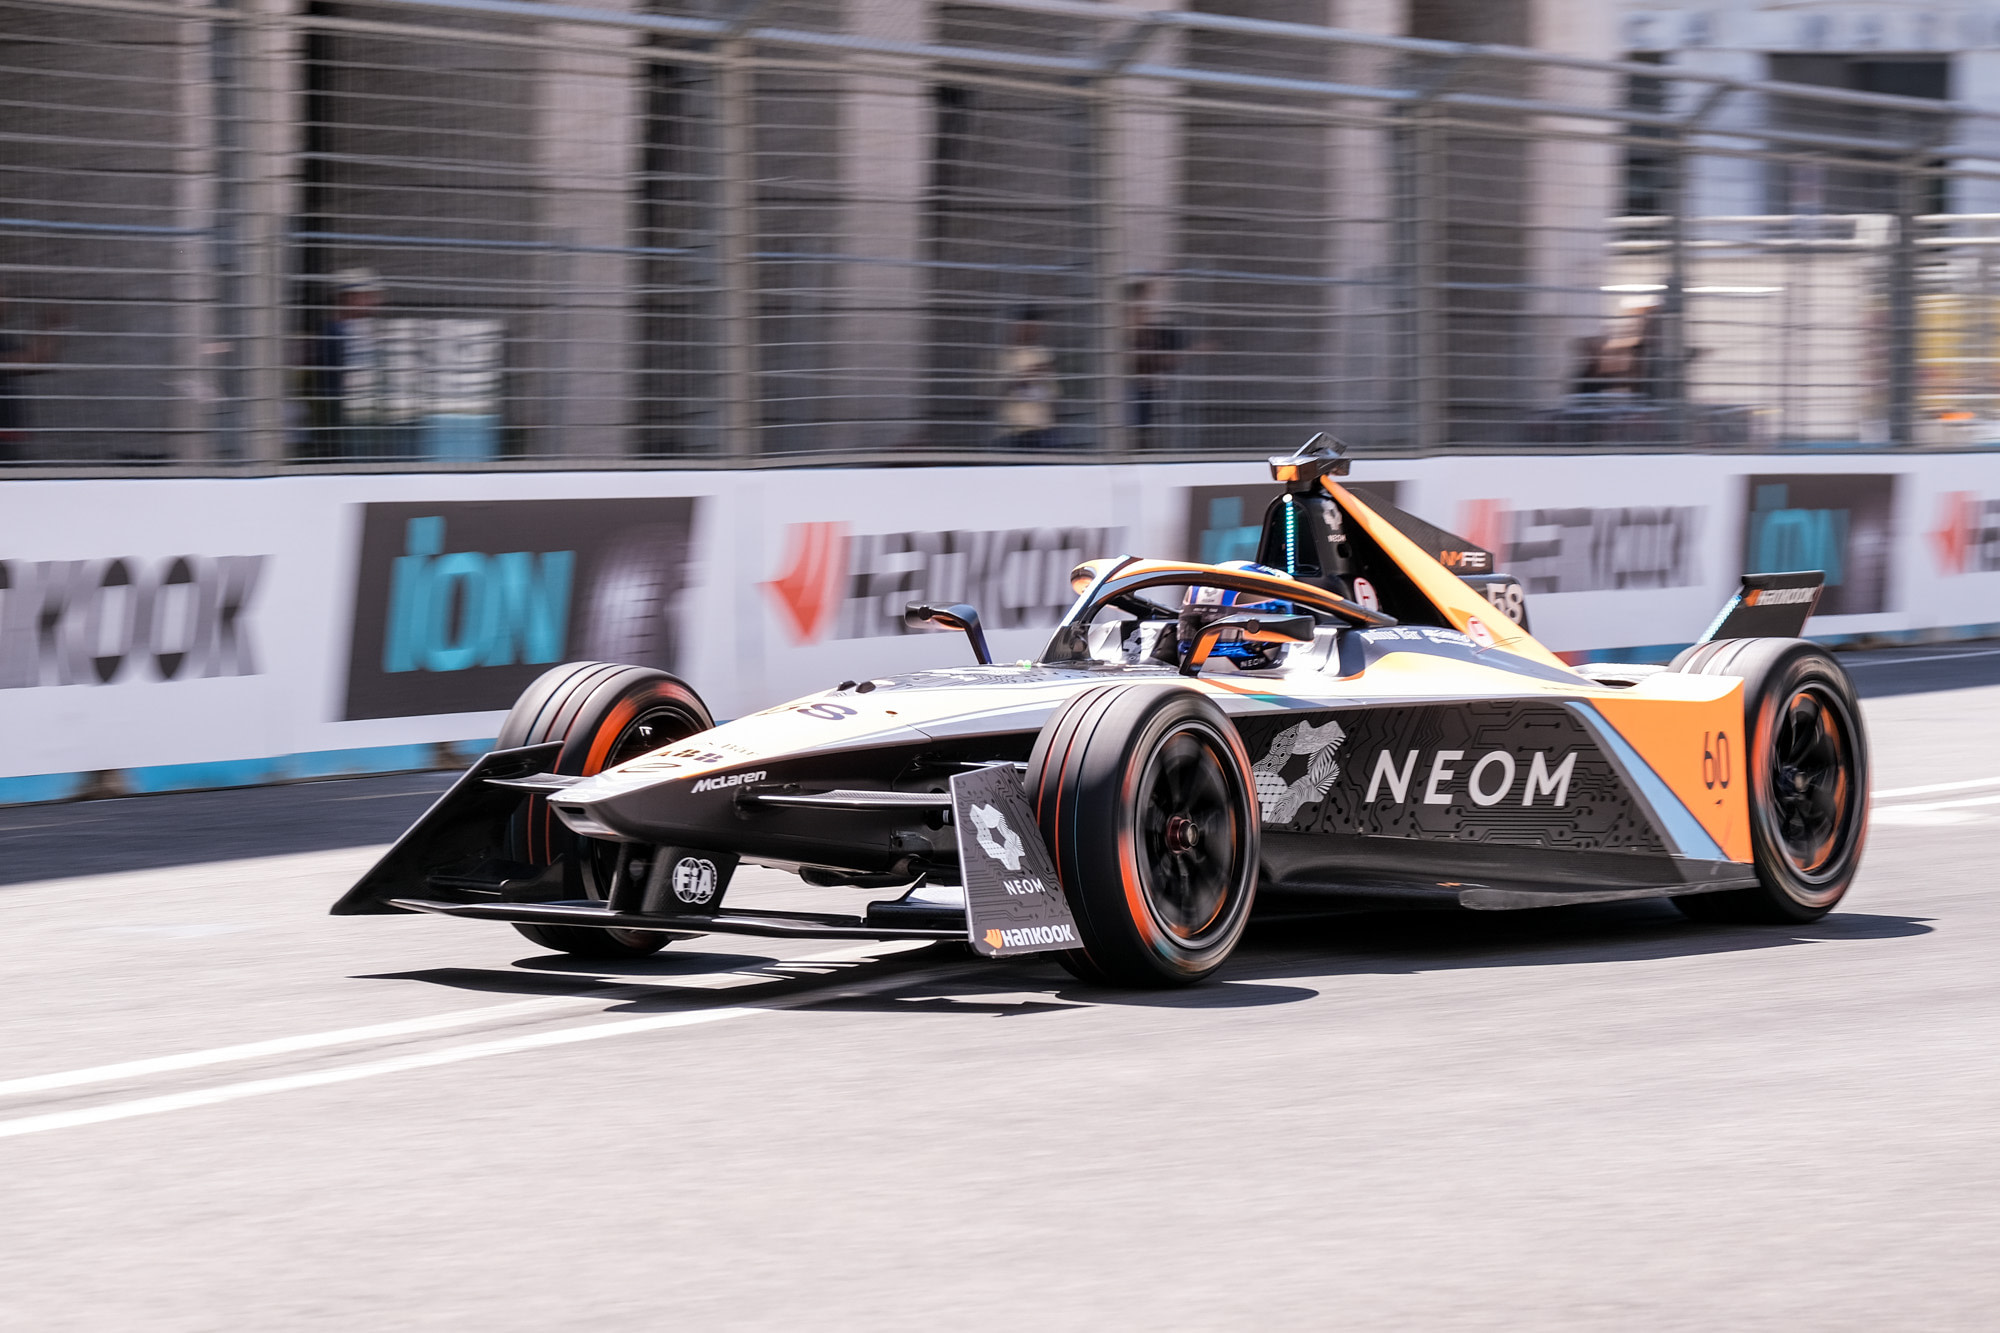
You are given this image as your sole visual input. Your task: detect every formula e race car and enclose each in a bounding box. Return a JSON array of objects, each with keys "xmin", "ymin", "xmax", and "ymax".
[{"xmin": 336, "ymin": 438, "xmax": 1870, "ymax": 987}]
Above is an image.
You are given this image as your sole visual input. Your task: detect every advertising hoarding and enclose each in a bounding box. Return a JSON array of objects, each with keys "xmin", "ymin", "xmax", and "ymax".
[
  {"xmin": 343, "ymin": 498, "xmax": 701, "ymax": 720},
  {"xmin": 8, "ymin": 453, "xmax": 2000, "ymax": 801}
]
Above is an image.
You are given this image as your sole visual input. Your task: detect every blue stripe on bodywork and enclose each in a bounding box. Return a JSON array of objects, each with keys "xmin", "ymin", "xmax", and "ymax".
[{"xmin": 1570, "ymin": 703, "xmax": 1730, "ymax": 862}]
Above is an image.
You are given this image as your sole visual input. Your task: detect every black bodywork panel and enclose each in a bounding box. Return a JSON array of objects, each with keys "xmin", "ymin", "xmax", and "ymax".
[{"xmin": 333, "ymin": 743, "xmax": 563, "ymax": 916}]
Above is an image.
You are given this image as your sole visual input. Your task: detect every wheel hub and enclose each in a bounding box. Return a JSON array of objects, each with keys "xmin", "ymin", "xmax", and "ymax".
[
  {"xmin": 1134, "ymin": 725, "xmax": 1244, "ymax": 942},
  {"xmin": 1163, "ymin": 813, "xmax": 1202, "ymax": 855}
]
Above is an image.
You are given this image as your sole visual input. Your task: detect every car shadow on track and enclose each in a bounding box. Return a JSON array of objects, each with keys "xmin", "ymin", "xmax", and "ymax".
[
  {"xmin": 356, "ymin": 950, "xmax": 788, "ymax": 995},
  {"xmin": 1013, "ymin": 901, "xmax": 1932, "ymax": 1005},
  {"xmin": 350, "ymin": 903, "xmax": 1931, "ymax": 1017},
  {"xmin": 1207, "ymin": 900, "xmax": 1933, "ymax": 987}
]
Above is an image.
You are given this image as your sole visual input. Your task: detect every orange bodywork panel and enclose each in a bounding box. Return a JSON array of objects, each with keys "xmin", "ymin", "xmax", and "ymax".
[
  {"xmin": 1324, "ymin": 479, "xmax": 1573, "ymax": 673},
  {"xmin": 1593, "ymin": 685, "xmax": 1752, "ymax": 863}
]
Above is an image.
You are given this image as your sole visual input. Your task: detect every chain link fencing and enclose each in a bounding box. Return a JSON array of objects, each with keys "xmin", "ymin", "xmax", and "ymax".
[{"xmin": 5, "ymin": 0, "xmax": 2000, "ymax": 470}]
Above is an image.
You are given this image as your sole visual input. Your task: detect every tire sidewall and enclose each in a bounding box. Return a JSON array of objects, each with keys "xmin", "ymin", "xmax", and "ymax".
[
  {"xmin": 495, "ymin": 663, "xmax": 714, "ymax": 941},
  {"xmin": 1034, "ymin": 684, "xmax": 1261, "ymax": 984},
  {"xmin": 496, "ymin": 662, "xmax": 713, "ymax": 777},
  {"xmin": 551, "ymin": 674, "xmax": 711, "ymax": 777},
  {"xmin": 1676, "ymin": 639, "xmax": 1868, "ymax": 921},
  {"xmin": 1111, "ymin": 700, "xmax": 1259, "ymax": 969},
  {"xmin": 1744, "ymin": 647, "xmax": 1868, "ymax": 914}
]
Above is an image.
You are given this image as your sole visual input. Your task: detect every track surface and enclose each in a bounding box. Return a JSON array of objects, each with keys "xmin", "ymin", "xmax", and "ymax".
[{"xmin": 3, "ymin": 645, "xmax": 1998, "ymax": 1329}]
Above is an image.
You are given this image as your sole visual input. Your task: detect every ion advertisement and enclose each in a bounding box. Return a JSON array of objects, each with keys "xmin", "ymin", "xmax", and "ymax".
[
  {"xmin": 1741, "ymin": 475, "xmax": 1897, "ymax": 616},
  {"xmin": 343, "ymin": 498, "xmax": 701, "ymax": 720}
]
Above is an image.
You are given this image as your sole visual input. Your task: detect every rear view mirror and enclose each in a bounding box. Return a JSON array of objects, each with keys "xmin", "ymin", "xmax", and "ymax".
[
  {"xmin": 1179, "ymin": 613, "xmax": 1315, "ymax": 676},
  {"xmin": 905, "ymin": 602, "xmax": 993, "ymax": 665}
]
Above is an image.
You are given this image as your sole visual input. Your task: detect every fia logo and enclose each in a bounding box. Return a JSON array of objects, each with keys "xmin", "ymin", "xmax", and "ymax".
[
  {"xmin": 969, "ymin": 802, "xmax": 1025, "ymax": 870},
  {"xmin": 671, "ymin": 857, "xmax": 717, "ymax": 905}
]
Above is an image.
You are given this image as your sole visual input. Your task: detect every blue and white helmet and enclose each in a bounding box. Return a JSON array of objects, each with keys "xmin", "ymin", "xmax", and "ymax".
[
  {"xmin": 1181, "ymin": 560, "xmax": 1300, "ymax": 669},
  {"xmin": 1183, "ymin": 560, "xmax": 1296, "ymax": 614}
]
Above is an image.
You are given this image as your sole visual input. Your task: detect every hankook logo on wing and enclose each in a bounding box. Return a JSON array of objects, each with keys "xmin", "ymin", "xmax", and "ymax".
[
  {"xmin": 984, "ymin": 924, "xmax": 1075, "ymax": 950},
  {"xmin": 762, "ymin": 521, "xmax": 1123, "ymax": 646},
  {"xmin": 1742, "ymin": 586, "xmax": 1817, "ymax": 607}
]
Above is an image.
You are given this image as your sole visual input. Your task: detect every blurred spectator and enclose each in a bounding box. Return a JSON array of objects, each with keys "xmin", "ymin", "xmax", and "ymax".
[
  {"xmin": 1125, "ymin": 277, "xmax": 1190, "ymax": 442},
  {"xmin": 995, "ymin": 306, "xmax": 1058, "ymax": 449},
  {"xmin": 1570, "ymin": 334, "xmax": 1615, "ymax": 396},
  {"xmin": 0, "ymin": 286, "xmax": 61, "ymax": 462},
  {"xmin": 1574, "ymin": 296, "xmax": 1663, "ymax": 398},
  {"xmin": 304, "ymin": 267, "xmax": 391, "ymax": 458}
]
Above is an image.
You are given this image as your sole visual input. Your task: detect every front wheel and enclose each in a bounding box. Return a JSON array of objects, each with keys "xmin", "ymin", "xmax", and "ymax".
[
  {"xmin": 1028, "ymin": 684, "xmax": 1261, "ymax": 986},
  {"xmin": 1668, "ymin": 639, "xmax": 1868, "ymax": 923},
  {"xmin": 498, "ymin": 661, "xmax": 714, "ymax": 958}
]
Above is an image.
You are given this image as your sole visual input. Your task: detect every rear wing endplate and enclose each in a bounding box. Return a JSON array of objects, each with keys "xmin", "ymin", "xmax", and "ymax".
[{"xmin": 1699, "ymin": 571, "xmax": 1825, "ymax": 643}]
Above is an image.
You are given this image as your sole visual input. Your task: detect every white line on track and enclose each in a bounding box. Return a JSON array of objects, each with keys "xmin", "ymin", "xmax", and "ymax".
[
  {"xmin": 0, "ymin": 955, "xmax": 956, "ymax": 1141},
  {"xmin": 0, "ymin": 939, "xmax": 922, "ymax": 1101},
  {"xmin": 1874, "ymin": 774, "xmax": 2000, "ymax": 800},
  {"xmin": 1869, "ymin": 791, "xmax": 2000, "ymax": 814},
  {"xmin": 0, "ymin": 1007, "xmax": 761, "ymax": 1140},
  {"xmin": 1843, "ymin": 647, "xmax": 2000, "ymax": 668}
]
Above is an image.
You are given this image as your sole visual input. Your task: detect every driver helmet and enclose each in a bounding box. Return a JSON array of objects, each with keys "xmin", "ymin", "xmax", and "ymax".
[{"xmin": 1176, "ymin": 560, "xmax": 1300, "ymax": 670}]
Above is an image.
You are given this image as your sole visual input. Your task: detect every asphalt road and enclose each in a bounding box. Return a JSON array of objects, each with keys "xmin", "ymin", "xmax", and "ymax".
[{"xmin": 3, "ymin": 644, "xmax": 1999, "ymax": 1330}]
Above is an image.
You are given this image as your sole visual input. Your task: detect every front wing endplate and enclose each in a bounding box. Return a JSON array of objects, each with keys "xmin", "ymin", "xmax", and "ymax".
[{"xmin": 949, "ymin": 766, "xmax": 1083, "ymax": 957}]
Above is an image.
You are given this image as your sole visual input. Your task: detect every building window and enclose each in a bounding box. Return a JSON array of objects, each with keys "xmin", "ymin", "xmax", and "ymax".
[
  {"xmin": 1623, "ymin": 52, "xmax": 1673, "ymax": 217},
  {"xmin": 1766, "ymin": 55, "xmax": 1950, "ymax": 215}
]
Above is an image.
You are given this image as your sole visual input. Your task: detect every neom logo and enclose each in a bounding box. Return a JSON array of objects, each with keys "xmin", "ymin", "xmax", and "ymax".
[
  {"xmin": 383, "ymin": 517, "xmax": 573, "ymax": 674},
  {"xmin": 1364, "ymin": 748, "xmax": 1577, "ymax": 807}
]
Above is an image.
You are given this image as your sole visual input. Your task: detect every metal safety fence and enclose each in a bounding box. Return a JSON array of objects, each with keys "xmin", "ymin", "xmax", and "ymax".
[{"xmin": 7, "ymin": 0, "xmax": 2000, "ymax": 471}]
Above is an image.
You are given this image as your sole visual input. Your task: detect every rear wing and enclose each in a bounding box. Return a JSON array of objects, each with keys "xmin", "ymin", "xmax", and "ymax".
[
  {"xmin": 1699, "ymin": 571, "xmax": 1825, "ymax": 643},
  {"xmin": 1345, "ymin": 483, "xmax": 1493, "ymax": 576}
]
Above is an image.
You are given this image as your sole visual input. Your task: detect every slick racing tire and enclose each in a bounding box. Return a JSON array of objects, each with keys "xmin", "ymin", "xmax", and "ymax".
[
  {"xmin": 498, "ymin": 661, "xmax": 714, "ymax": 958},
  {"xmin": 1667, "ymin": 638, "xmax": 1868, "ymax": 924},
  {"xmin": 1028, "ymin": 683, "xmax": 1261, "ymax": 987}
]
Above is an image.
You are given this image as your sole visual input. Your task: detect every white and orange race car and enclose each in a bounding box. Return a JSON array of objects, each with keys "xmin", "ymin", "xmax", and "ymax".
[{"xmin": 337, "ymin": 439, "xmax": 1868, "ymax": 987}]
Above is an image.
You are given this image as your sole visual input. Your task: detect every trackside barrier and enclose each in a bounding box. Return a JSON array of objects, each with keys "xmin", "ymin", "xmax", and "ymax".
[{"xmin": 3, "ymin": 454, "xmax": 1998, "ymax": 804}]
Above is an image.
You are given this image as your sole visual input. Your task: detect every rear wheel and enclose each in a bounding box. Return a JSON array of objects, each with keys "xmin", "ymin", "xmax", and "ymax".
[
  {"xmin": 498, "ymin": 661, "xmax": 713, "ymax": 957},
  {"xmin": 1668, "ymin": 639, "xmax": 1868, "ymax": 923},
  {"xmin": 1028, "ymin": 684, "xmax": 1260, "ymax": 986}
]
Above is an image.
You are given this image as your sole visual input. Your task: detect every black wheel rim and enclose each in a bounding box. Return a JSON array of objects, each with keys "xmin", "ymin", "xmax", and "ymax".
[
  {"xmin": 1764, "ymin": 683, "xmax": 1858, "ymax": 881},
  {"xmin": 582, "ymin": 702, "xmax": 704, "ymax": 944},
  {"xmin": 602, "ymin": 704, "xmax": 699, "ymax": 771},
  {"xmin": 1134, "ymin": 723, "xmax": 1245, "ymax": 943}
]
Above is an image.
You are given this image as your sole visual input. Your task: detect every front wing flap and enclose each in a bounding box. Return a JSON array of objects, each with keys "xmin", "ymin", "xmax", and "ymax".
[{"xmin": 331, "ymin": 742, "xmax": 562, "ymax": 916}]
